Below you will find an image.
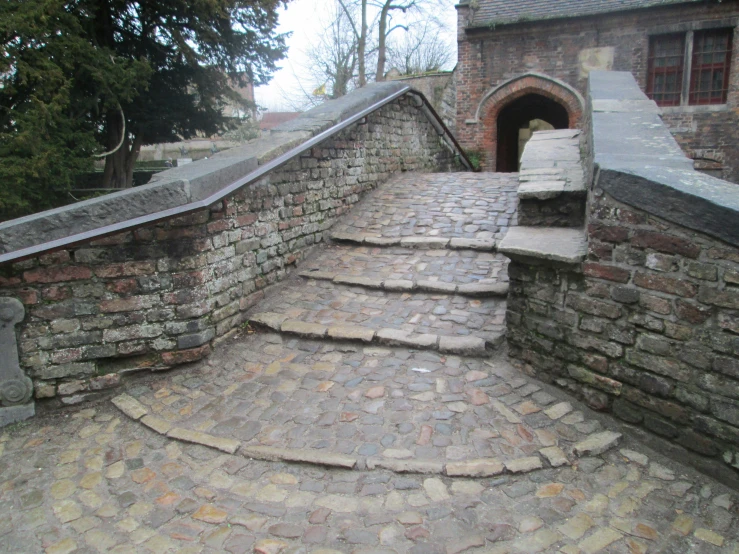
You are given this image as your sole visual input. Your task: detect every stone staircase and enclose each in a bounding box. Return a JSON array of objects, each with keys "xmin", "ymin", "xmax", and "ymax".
[
  {"xmin": 499, "ymin": 129, "xmax": 589, "ymax": 266},
  {"xmin": 112, "ymin": 170, "xmax": 626, "ymax": 481},
  {"xmin": 247, "ymin": 172, "xmax": 519, "ymax": 357}
]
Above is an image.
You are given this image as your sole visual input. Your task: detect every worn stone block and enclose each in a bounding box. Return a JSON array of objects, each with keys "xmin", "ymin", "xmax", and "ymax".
[{"xmin": 281, "ymin": 320, "xmax": 328, "ymax": 339}]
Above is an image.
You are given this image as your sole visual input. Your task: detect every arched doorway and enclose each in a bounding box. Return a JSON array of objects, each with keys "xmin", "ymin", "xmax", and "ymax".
[
  {"xmin": 496, "ymin": 94, "xmax": 570, "ymax": 172},
  {"xmin": 475, "ymin": 74, "xmax": 584, "ymax": 172}
]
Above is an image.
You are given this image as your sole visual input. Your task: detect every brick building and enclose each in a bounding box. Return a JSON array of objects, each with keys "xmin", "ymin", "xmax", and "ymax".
[{"xmin": 455, "ymin": 0, "xmax": 739, "ymax": 180}]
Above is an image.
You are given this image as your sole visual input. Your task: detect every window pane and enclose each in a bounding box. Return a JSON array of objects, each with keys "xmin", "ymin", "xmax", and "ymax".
[
  {"xmin": 647, "ymin": 34, "xmax": 685, "ymax": 106},
  {"xmin": 690, "ymin": 28, "xmax": 733, "ymax": 105}
]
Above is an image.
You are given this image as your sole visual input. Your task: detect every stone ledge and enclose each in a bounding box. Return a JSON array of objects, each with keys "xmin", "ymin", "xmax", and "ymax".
[
  {"xmin": 247, "ymin": 312, "xmax": 496, "ymax": 357},
  {"xmin": 330, "ymin": 233, "xmax": 497, "ymax": 251},
  {"xmin": 590, "ymin": 71, "xmax": 739, "ymax": 248},
  {"xmin": 242, "ymin": 446, "xmax": 357, "ymax": 469},
  {"xmin": 498, "ymin": 226, "xmax": 588, "ymax": 264},
  {"xmin": 0, "ymin": 81, "xmax": 454, "ymax": 260},
  {"xmin": 298, "ymin": 271, "xmax": 509, "ymax": 297}
]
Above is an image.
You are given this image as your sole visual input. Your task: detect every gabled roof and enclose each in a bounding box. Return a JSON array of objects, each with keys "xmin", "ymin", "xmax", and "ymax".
[{"xmin": 463, "ymin": 0, "xmax": 706, "ymax": 29}]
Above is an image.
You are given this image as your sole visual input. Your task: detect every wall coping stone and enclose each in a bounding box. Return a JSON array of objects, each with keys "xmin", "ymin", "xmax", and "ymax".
[
  {"xmin": 590, "ymin": 70, "xmax": 739, "ymax": 247},
  {"xmin": 498, "ymin": 226, "xmax": 588, "ymax": 264},
  {"xmin": 0, "ymin": 81, "xmax": 465, "ymax": 263}
]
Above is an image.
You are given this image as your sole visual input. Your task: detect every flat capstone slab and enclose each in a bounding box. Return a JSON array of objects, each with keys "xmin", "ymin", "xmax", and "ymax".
[{"xmin": 498, "ymin": 226, "xmax": 588, "ymax": 264}]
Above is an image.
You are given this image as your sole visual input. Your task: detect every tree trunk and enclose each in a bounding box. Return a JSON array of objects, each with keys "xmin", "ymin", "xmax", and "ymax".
[
  {"xmin": 375, "ymin": 3, "xmax": 391, "ymax": 81},
  {"xmin": 101, "ymin": 110, "xmax": 142, "ymax": 189},
  {"xmin": 358, "ymin": 0, "xmax": 367, "ymax": 86}
]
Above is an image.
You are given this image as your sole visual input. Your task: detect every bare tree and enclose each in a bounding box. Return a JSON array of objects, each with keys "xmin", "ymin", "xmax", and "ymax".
[
  {"xmin": 295, "ymin": 0, "xmax": 453, "ymax": 103},
  {"xmin": 306, "ymin": 3, "xmax": 359, "ymax": 99},
  {"xmin": 374, "ymin": 0, "xmax": 416, "ymax": 81},
  {"xmin": 387, "ymin": 21, "xmax": 453, "ymax": 75}
]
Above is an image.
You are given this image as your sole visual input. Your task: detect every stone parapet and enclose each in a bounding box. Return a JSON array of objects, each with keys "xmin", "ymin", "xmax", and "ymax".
[
  {"xmin": 506, "ymin": 71, "xmax": 739, "ymax": 475},
  {"xmin": 0, "ymin": 88, "xmax": 459, "ymax": 409}
]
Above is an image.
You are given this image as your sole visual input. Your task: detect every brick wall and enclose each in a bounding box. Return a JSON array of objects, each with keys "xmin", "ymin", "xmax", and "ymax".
[
  {"xmin": 508, "ymin": 192, "xmax": 739, "ymax": 469},
  {"xmin": 505, "ymin": 71, "xmax": 739, "ymax": 475},
  {"xmin": 456, "ymin": 2, "xmax": 739, "ymax": 181},
  {"xmin": 0, "ymin": 95, "xmax": 457, "ymax": 405}
]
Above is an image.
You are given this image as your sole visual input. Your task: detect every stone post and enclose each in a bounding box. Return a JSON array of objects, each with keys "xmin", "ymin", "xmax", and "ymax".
[{"xmin": 0, "ymin": 298, "xmax": 34, "ymax": 425}]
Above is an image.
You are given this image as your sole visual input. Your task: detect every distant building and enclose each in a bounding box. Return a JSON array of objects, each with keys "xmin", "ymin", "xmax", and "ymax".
[
  {"xmin": 455, "ymin": 0, "xmax": 739, "ymax": 180},
  {"xmin": 259, "ymin": 112, "xmax": 301, "ymax": 131}
]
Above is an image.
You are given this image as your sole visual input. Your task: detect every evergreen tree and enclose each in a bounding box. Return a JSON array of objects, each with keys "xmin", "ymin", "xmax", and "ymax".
[{"xmin": 0, "ymin": 0, "xmax": 288, "ymax": 217}]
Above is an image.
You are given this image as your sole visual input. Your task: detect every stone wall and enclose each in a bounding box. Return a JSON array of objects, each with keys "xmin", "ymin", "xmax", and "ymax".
[
  {"xmin": 389, "ymin": 72, "xmax": 456, "ymax": 132},
  {"xmin": 0, "ymin": 89, "xmax": 459, "ymax": 407},
  {"xmin": 456, "ymin": 2, "xmax": 739, "ymax": 181},
  {"xmin": 505, "ymin": 72, "xmax": 739, "ymax": 474}
]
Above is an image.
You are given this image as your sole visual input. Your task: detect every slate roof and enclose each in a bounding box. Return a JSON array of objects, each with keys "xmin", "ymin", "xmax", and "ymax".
[{"xmin": 464, "ymin": 0, "xmax": 705, "ymax": 28}]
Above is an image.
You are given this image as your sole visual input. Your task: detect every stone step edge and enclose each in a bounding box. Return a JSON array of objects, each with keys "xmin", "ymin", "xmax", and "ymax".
[
  {"xmin": 330, "ymin": 233, "xmax": 497, "ymax": 251},
  {"xmin": 297, "ymin": 271, "xmax": 509, "ymax": 297},
  {"xmin": 112, "ymin": 394, "xmax": 623, "ymax": 474},
  {"xmin": 517, "ymin": 180, "xmax": 587, "ymax": 201},
  {"xmin": 247, "ymin": 313, "xmax": 503, "ymax": 357}
]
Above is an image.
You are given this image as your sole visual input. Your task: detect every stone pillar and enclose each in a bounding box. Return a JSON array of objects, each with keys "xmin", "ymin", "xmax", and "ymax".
[{"xmin": 0, "ymin": 298, "xmax": 34, "ymax": 426}]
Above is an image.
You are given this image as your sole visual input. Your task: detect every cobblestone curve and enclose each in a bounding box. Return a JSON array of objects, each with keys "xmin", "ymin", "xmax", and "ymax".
[
  {"xmin": 3, "ymin": 172, "xmax": 739, "ymax": 553},
  {"xmin": 1, "ymin": 331, "xmax": 738, "ymax": 554}
]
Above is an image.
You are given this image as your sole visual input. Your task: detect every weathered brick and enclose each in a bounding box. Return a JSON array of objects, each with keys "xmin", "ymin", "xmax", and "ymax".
[
  {"xmin": 630, "ymin": 231, "xmax": 700, "ymax": 259},
  {"xmin": 100, "ymin": 295, "xmax": 159, "ymax": 314},
  {"xmin": 698, "ymin": 286, "xmax": 739, "ymax": 309},
  {"xmin": 23, "ymin": 266, "xmax": 92, "ymax": 284},
  {"xmin": 639, "ymin": 293, "xmax": 672, "ymax": 315},
  {"xmin": 566, "ymin": 294, "xmax": 622, "ymax": 319},
  {"xmin": 567, "ymin": 365, "xmax": 623, "ymax": 395},
  {"xmin": 625, "ymin": 351, "xmax": 691, "ymax": 382},
  {"xmin": 103, "ymin": 325, "xmax": 163, "ymax": 343},
  {"xmin": 95, "ymin": 261, "xmax": 157, "ymax": 278},
  {"xmin": 686, "ymin": 262, "xmax": 718, "ymax": 281},
  {"xmin": 634, "ymin": 272, "xmax": 697, "ymax": 298},
  {"xmin": 583, "ymin": 262, "xmax": 631, "ymax": 283},
  {"xmin": 675, "ymin": 299, "xmax": 712, "ymax": 324},
  {"xmin": 588, "ymin": 224, "xmax": 629, "ymax": 243},
  {"xmin": 610, "ymin": 286, "xmax": 639, "ymax": 304},
  {"xmin": 714, "ymin": 356, "xmax": 739, "ymax": 380},
  {"xmin": 161, "ymin": 345, "xmax": 212, "ymax": 365}
]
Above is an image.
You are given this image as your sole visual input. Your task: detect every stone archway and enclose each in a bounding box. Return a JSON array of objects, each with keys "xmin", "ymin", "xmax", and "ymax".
[{"xmin": 475, "ymin": 74, "xmax": 584, "ymax": 171}]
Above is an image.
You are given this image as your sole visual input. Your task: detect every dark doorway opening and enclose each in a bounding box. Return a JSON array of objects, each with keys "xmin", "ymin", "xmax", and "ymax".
[{"xmin": 496, "ymin": 94, "xmax": 570, "ymax": 172}]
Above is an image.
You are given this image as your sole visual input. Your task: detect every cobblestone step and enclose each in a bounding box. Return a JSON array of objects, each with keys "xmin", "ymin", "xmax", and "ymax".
[
  {"xmin": 249, "ymin": 312, "xmax": 499, "ymax": 356},
  {"xmin": 249, "ymin": 277, "xmax": 506, "ymax": 344},
  {"xmin": 330, "ymin": 232, "xmax": 498, "ymax": 251},
  {"xmin": 111, "ymin": 334, "xmax": 626, "ymax": 480},
  {"xmin": 331, "ymin": 171, "xmax": 518, "ymax": 242},
  {"xmin": 300, "ymin": 243, "xmax": 509, "ymax": 289},
  {"xmin": 298, "ymin": 269, "xmax": 509, "ymax": 297}
]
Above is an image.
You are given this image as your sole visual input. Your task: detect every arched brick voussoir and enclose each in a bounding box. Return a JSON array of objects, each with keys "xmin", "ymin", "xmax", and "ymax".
[{"xmin": 476, "ymin": 73, "xmax": 585, "ymax": 129}]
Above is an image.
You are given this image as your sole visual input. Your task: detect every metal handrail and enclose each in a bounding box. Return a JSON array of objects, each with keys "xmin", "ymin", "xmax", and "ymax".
[{"xmin": 0, "ymin": 85, "xmax": 473, "ymax": 265}]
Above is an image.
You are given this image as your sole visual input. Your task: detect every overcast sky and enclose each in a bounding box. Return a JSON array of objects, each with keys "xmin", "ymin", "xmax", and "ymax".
[{"xmin": 254, "ymin": 0, "xmax": 459, "ymax": 112}]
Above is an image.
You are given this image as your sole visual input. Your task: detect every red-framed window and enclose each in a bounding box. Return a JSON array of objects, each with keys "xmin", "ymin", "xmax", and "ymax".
[
  {"xmin": 647, "ymin": 33, "xmax": 685, "ymax": 106},
  {"xmin": 689, "ymin": 28, "xmax": 733, "ymax": 105}
]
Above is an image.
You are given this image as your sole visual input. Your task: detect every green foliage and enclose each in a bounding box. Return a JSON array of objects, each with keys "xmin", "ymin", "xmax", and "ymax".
[
  {"xmin": 0, "ymin": 0, "xmax": 149, "ymax": 217},
  {"xmin": 0, "ymin": 0, "xmax": 289, "ymax": 218},
  {"xmin": 465, "ymin": 149, "xmax": 484, "ymax": 171}
]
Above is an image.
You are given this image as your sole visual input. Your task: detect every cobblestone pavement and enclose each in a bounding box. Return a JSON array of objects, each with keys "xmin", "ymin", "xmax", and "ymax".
[
  {"xmin": 332, "ymin": 173, "xmax": 518, "ymax": 241},
  {"xmin": 251, "ymin": 281, "xmax": 507, "ymax": 344},
  {"xmin": 123, "ymin": 334, "xmax": 610, "ymax": 467},
  {"xmin": 1, "ymin": 334, "xmax": 738, "ymax": 554},
  {"xmin": 2, "ymin": 172, "xmax": 739, "ymax": 553},
  {"xmin": 300, "ymin": 245, "xmax": 509, "ymax": 287}
]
